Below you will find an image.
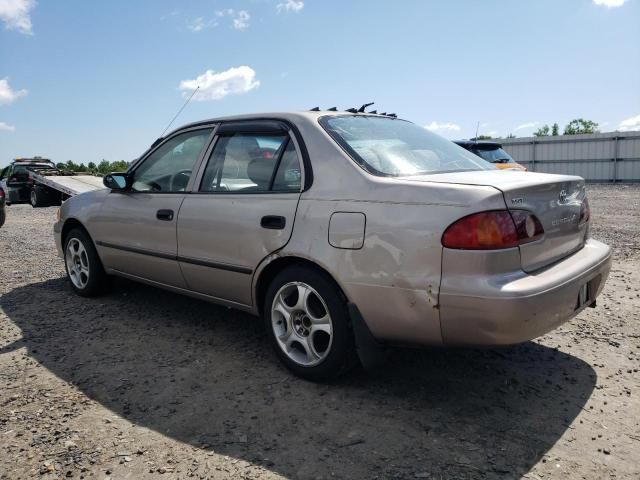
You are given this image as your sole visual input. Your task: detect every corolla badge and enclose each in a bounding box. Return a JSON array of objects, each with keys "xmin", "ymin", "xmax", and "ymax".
[{"xmin": 559, "ymin": 190, "xmax": 568, "ymax": 203}]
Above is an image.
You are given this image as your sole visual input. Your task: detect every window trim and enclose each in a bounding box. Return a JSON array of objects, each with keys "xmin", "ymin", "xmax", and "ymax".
[
  {"xmin": 123, "ymin": 124, "xmax": 218, "ymax": 194},
  {"xmin": 192, "ymin": 128, "xmax": 304, "ymax": 196}
]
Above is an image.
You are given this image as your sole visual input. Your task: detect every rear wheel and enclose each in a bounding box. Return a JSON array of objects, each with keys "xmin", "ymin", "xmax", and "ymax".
[
  {"xmin": 64, "ymin": 228, "xmax": 107, "ymax": 297},
  {"xmin": 264, "ymin": 266, "xmax": 357, "ymax": 381},
  {"xmin": 30, "ymin": 186, "xmax": 50, "ymax": 208},
  {"xmin": 0, "ymin": 208, "xmax": 5, "ymax": 228}
]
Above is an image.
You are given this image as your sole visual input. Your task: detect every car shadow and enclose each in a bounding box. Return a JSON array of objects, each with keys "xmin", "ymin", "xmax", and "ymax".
[{"xmin": 1, "ymin": 277, "xmax": 596, "ymax": 479}]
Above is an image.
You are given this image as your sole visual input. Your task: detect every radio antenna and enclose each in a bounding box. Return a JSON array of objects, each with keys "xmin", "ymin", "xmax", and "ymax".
[{"xmin": 159, "ymin": 86, "xmax": 200, "ymax": 138}]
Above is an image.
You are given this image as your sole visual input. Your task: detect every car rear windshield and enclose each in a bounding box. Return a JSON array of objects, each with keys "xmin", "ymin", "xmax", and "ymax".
[
  {"xmin": 472, "ymin": 147, "xmax": 515, "ymax": 164},
  {"xmin": 320, "ymin": 116, "xmax": 495, "ymax": 176}
]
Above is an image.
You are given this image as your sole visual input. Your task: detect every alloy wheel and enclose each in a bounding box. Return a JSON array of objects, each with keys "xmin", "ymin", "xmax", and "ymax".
[
  {"xmin": 271, "ymin": 282, "xmax": 333, "ymax": 367},
  {"xmin": 65, "ymin": 238, "xmax": 90, "ymax": 289}
]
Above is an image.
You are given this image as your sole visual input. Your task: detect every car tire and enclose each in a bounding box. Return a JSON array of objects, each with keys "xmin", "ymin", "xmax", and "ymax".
[
  {"xmin": 64, "ymin": 228, "xmax": 107, "ymax": 297},
  {"xmin": 0, "ymin": 208, "xmax": 5, "ymax": 228},
  {"xmin": 30, "ymin": 186, "xmax": 49, "ymax": 208},
  {"xmin": 264, "ymin": 266, "xmax": 358, "ymax": 381}
]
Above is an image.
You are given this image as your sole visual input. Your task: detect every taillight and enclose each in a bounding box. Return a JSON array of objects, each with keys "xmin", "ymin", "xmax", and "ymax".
[
  {"xmin": 579, "ymin": 198, "xmax": 590, "ymax": 225},
  {"xmin": 442, "ymin": 210, "xmax": 544, "ymax": 250},
  {"xmin": 0, "ymin": 188, "xmax": 4, "ymax": 199}
]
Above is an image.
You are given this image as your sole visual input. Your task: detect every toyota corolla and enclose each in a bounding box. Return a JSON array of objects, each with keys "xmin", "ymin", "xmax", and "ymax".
[{"xmin": 54, "ymin": 110, "xmax": 612, "ymax": 380}]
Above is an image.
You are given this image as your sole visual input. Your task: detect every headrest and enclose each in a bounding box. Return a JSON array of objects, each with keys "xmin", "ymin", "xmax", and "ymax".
[{"xmin": 247, "ymin": 158, "xmax": 277, "ymax": 187}]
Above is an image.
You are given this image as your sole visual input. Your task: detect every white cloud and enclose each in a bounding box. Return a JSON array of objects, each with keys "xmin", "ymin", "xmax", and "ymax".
[
  {"xmin": 0, "ymin": 77, "xmax": 28, "ymax": 105},
  {"xmin": 0, "ymin": 0, "xmax": 35, "ymax": 34},
  {"xmin": 179, "ymin": 66, "xmax": 260, "ymax": 101},
  {"xmin": 515, "ymin": 121, "xmax": 539, "ymax": 131},
  {"xmin": 187, "ymin": 17, "xmax": 209, "ymax": 32},
  {"xmin": 424, "ymin": 121, "xmax": 461, "ymax": 133},
  {"xmin": 592, "ymin": 0, "xmax": 627, "ymax": 7},
  {"xmin": 618, "ymin": 114, "xmax": 640, "ymax": 132},
  {"xmin": 211, "ymin": 8, "xmax": 250, "ymax": 30},
  {"xmin": 277, "ymin": 0, "xmax": 304, "ymax": 12},
  {"xmin": 0, "ymin": 121, "xmax": 15, "ymax": 132},
  {"xmin": 233, "ymin": 10, "xmax": 249, "ymax": 30}
]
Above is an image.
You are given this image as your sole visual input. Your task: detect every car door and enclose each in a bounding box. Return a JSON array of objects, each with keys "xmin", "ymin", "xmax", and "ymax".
[
  {"xmin": 92, "ymin": 126, "xmax": 215, "ymax": 288},
  {"xmin": 177, "ymin": 121, "xmax": 304, "ymax": 307}
]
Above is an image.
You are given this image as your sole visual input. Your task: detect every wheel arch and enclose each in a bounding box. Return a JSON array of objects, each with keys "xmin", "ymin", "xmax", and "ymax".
[
  {"xmin": 253, "ymin": 255, "xmax": 349, "ymax": 318},
  {"xmin": 61, "ymin": 218, "xmax": 95, "ymax": 249}
]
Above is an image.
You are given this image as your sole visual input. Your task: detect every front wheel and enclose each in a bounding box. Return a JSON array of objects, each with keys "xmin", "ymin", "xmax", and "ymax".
[
  {"xmin": 264, "ymin": 266, "xmax": 357, "ymax": 381},
  {"xmin": 64, "ymin": 228, "xmax": 107, "ymax": 297}
]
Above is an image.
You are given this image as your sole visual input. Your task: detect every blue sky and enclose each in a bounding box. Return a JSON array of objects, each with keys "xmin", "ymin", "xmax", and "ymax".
[{"xmin": 1, "ymin": 0, "xmax": 639, "ymax": 167}]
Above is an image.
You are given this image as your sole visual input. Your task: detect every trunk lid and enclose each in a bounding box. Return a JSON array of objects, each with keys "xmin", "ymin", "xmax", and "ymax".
[{"xmin": 398, "ymin": 170, "xmax": 588, "ymax": 272}]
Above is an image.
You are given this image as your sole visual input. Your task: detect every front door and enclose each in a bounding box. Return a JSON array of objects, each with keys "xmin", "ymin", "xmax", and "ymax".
[
  {"xmin": 177, "ymin": 123, "xmax": 304, "ymax": 306},
  {"xmin": 92, "ymin": 127, "xmax": 214, "ymax": 288}
]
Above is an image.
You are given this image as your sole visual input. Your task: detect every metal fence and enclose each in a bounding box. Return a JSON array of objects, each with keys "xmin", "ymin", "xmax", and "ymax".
[{"xmin": 498, "ymin": 131, "xmax": 640, "ymax": 182}]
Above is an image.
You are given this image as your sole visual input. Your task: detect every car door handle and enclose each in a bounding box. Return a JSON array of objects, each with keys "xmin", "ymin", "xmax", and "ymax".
[
  {"xmin": 261, "ymin": 215, "xmax": 286, "ymax": 230},
  {"xmin": 156, "ymin": 209, "xmax": 174, "ymax": 221}
]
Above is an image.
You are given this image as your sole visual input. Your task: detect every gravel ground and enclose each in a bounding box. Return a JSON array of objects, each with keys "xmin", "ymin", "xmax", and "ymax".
[{"xmin": 0, "ymin": 184, "xmax": 639, "ymax": 480}]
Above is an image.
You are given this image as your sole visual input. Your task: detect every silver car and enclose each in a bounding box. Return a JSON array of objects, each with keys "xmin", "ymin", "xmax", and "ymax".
[{"xmin": 54, "ymin": 112, "xmax": 612, "ymax": 380}]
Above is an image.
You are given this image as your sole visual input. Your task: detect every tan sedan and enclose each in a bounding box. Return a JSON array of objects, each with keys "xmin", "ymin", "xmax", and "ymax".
[{"xmin": 54, "ymin": 111, "xmax": 611, "ymax": 380}]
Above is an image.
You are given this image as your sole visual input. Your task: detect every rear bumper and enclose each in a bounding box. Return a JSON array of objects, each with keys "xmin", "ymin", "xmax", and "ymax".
[{"xmin": 439, "ymin": 238, "xmax": 612, "ymax": 345}]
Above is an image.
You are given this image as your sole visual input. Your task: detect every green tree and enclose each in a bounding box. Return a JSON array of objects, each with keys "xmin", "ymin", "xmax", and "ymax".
[
  {"xmin": 551, "ymin": 123, "xmax": 560, "ymax": 136},
  {"xmin": 563, "ymin": 118, "xmax": 599, "ymax": 135},
  {"xmin": 533, "ymin": 125, "xmax": 550, "ymax": 137},
  {"xmin": 87, "ymin": 161, "xmax": 97, "ymax": 171},
  {"xmin": 97, "ymin": 160, "xmax": 111, "ymax": 174},
  {"xmin": 65, "ymin": 160, "xmax": 80, "ymax": 171},
  {"xmin": 56, "ymin": 162, "xmax": 65, "ymax": 170},
  {"xmin": 110, "ymin": 160, "xmax": 129, "ymax": 172}
]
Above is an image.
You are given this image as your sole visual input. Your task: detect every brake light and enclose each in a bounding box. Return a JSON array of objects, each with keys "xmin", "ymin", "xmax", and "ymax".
[
  {"xmin": 579, "ymin": 198, "xmax": 590, "ymax": 225},
  {"xmin": 442, "ymin": 210, "xmax": 544, "ymax": 250},
  {"xmin": 0, "ymin": 188, "xmax": 4, "ymax": 199}
]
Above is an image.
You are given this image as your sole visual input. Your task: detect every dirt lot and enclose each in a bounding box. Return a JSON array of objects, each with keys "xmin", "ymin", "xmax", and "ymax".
[{"xmin": 0, "ymin": 184, "xmax": 639, "ymax": 480}]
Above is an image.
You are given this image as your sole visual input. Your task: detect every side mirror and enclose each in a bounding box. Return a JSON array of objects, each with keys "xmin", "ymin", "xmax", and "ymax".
[{"xmin": 103, "ymin": 173, "xmax": 129, "ymax": 190}]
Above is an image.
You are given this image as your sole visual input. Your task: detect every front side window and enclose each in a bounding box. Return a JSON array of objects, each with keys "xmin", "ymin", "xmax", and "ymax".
[
  {"xmin": 131, "ymin": 128, "xmax": 213, "ymax": 192},
  {"xmin": 200, "ymin": 133, "xmax": 301, "ymax": 193},
  {"xmin": 320, "ymin": 116, "xmax": 495, "ymax": 176}
]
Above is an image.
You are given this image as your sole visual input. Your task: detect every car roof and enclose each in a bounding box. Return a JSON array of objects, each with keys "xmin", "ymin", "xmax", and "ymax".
[
  {"xmin": 454, "ymin": 140, "xmax": 503, "ymax": 149},
  {"xmin": 168, "ymin": 111, "xmax": 403, "ymax": 136}
]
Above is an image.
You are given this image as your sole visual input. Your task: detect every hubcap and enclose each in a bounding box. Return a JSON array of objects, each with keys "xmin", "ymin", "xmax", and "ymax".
[
  {"xmin": 271, "ymin": 282, "xmax": 333, "ymax": 367},
  {"xmin": 65, "ymin": 238, "xmax": 90, "ymax": 289}
]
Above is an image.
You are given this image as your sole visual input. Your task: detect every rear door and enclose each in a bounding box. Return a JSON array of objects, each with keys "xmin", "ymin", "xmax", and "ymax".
[{"xmin": 177, "ymin": 121, "xmax": 304, "ymax": 307}]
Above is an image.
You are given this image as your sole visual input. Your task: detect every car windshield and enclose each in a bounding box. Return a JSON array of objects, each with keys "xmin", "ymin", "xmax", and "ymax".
[
  {"xmin": 320, "ymin": 116, "xmax": 495, "ymax": 176},
  {"xmin": 472, "ymin": 147, "xmax": 515, "ymax": 164}
]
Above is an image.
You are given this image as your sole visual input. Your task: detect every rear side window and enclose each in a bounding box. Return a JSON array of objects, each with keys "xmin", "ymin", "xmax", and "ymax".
[
  {"xmin": 320, "ymin": 116, "xmax": 494, "ymax": 176},
  {"xmin": 200, "ymin": 134, "xmax": 302, "ymax": 193}
]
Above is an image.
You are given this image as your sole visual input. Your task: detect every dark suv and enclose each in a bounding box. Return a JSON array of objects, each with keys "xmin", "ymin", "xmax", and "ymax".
[
  {"xmin": 454, "ymin": 140, "xmax": 526, "ymax": 171},
  {"xmin": 0, "ymin": 158, "xmax": 57, "ymax": 204}
]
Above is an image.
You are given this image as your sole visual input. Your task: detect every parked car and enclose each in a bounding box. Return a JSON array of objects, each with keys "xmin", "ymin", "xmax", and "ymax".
[
  {"xmin": 54, "ymin": 111, "xmax": 611, "ymax": 380},
  {"xmin": 454, "ymin": 140, "xmax": 526, "ymax": 170},
  {"xmin": 0, "ymin": 157, "xmax": 59, "ymax": 204},
  {"xmin": 0, "ymin": 186, "xmax": 5, "ymax": 228}
]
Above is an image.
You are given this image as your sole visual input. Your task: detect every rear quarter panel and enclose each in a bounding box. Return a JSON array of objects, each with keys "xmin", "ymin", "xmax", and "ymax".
[{"xmin": 279, "ymin": 178, "xmax": 508, "ymax": 344}]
